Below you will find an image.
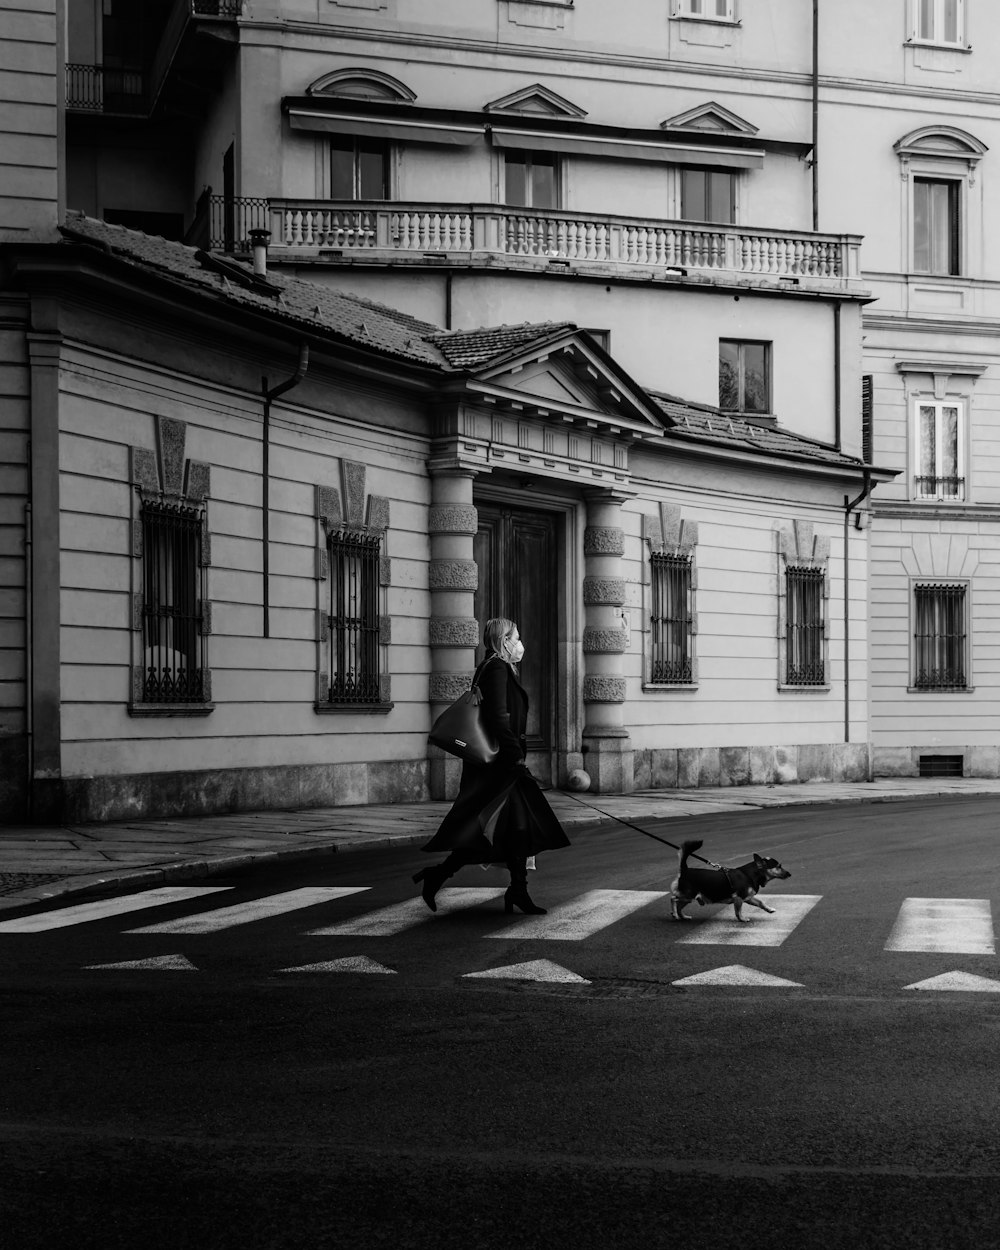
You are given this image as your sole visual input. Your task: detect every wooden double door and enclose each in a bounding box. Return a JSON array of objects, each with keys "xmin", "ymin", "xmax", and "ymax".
[{"xmin": 473, "ymin": 503, "xmax": 559, "ymax": 755}]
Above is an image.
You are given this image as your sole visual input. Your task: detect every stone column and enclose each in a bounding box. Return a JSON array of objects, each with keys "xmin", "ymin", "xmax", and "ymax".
[
  {"xmin": 581, "ymin": 490, "xmax": 633, "ymax": 794},
  {"xmin": 427, "ymin": 470, "xmax": 479, "ymax": 800}
]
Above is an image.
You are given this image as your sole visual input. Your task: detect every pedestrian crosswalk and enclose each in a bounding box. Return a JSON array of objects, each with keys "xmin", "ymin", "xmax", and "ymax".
[{"xmin": 1, "ymin": 885, "xmax": 998, "ymax": 959}]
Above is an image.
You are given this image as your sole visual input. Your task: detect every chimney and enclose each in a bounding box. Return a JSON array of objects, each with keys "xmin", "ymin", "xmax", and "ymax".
[{"xmin": 249, "ymin": 228, "xmax": 271, "ymax": 276}]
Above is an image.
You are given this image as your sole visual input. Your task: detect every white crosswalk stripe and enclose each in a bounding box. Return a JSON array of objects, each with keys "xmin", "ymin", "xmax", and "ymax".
[
  {"xmin": 677, "ymin": 895, "xmax": 822, "ymax": 947},
  {"xmin": 0, "ymin": 886, "xmax": 231, "ymax": 933},
  {"xmin": 884, "ymin": 898, "xmax": 995, "ymax": 955},
  {"xmin": 125, "ymin": 887, "xmax": 369, "ymax": 934},
  {"xmin": 307, "ymin": 887, "xmax": 506, "ymax": 936},
  {"xmin": 485, "ymin": 889, "xmax": 668, "ymax": 940}
]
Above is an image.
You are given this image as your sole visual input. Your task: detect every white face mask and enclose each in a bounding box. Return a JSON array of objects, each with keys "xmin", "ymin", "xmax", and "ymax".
[{"xmin": 506, "ymin": 639, "xmax": 525, "ymax": 663}]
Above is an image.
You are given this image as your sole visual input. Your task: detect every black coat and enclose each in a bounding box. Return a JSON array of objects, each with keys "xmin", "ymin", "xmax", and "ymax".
[{"xmin": 422, "ymin": 656, "xmax": 571, "ymax": 861}]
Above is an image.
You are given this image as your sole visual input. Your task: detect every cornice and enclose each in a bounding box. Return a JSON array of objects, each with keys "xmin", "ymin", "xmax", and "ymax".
[{"xmin": 874, "ymin": 502, "xmax": 1000, "ymax": 522}]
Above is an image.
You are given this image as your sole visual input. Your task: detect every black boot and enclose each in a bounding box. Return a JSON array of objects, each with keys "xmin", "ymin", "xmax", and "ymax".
[
  {"xmin": 411, "ymin": 863, "xmax": 451, "ymax": 912},
  {"xmin": 504, "ymin": 857, "xmax": 546, "ymax": 915}
]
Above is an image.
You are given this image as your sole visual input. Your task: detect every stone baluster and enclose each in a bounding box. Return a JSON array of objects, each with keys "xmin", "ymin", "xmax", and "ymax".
[
  {"xmin": 427, "ymin": 470, "xmax": 480, "ymax": 800},
  {"xmin": 581, "ymin": 490, "xmax": 633, "ymax": 794}
]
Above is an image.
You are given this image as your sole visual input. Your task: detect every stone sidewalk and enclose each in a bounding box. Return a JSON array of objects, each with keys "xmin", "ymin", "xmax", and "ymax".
[{"xmin": 3, "ymin": 776, "xmax": 1000, "ymax": 913}]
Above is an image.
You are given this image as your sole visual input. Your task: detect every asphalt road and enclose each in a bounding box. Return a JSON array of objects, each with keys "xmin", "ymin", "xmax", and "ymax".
[{"xmin": 3, "ymin": 796, "xmax": 1000, "ymax": 1249}]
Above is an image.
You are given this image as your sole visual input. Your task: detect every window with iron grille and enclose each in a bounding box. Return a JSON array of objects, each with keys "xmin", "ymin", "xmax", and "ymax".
[
  {"xmin": 785, "ymin": 566, "xmax": 825, "ymax": 686},
  {"xmin": 913, "ymin": 583, "xmax": 967, "ymax": 690},
  {"xmin": 914, "ymin": 399, "xmax": 964, "ymax": 501},
  {"xmin": 650, "ymin": 552, "xmax": 693, "ymax": 683},
  {"xmin": 328, "ymin": 529, "xmax": 381, "ymax": 703},
  {"xmin": 140, "ymin": 502, "xmax": 206, "ymax": 703}
]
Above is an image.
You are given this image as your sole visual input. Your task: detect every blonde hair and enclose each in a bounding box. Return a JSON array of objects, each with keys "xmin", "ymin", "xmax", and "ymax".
[{"xmin": 483, "ymin": 616, "xmax": 517, "ymax": 659}]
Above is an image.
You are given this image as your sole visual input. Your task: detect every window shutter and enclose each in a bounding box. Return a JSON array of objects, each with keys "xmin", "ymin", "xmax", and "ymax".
[{"xmin": 861, "ymin": 374, "xmax": 873, "ymax": 463}]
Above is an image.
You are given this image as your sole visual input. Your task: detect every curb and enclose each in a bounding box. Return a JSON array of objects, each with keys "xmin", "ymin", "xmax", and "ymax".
[{"xmin": 3, "ymin": 783, "xmax": 999, "ymax": 914}]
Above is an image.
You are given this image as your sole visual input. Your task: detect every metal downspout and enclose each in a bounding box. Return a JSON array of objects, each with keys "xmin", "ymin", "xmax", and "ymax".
[
  {"xmin": 812, "ymin": 0, "xmax": 819, "ymax": 231},
  {"xmin": 24, "ymin": 502, "xmax": 33, "ymax": 820},
  {"xmin": 261, "ymin": 343, "xmax": 310, "ymax": 637},
  {"xmin": 844, "ymin": 469, "xmax": 872, "ymax": 745}
]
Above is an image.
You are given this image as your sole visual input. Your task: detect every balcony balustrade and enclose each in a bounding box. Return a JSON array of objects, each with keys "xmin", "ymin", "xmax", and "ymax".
[
  {"xmin": 66, "ymin": 64, "xmax": 146, "ymax": 114},
  {"xmin": 266, "ymin": 200, "xmax": 862, "ymax": 285}
]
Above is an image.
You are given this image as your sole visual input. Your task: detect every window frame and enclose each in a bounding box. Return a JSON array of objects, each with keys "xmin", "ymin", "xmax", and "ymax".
[
  {"xmin": 330, "ymin": 134, "xmax": 391, "ymax": 200},
  {"xmin": 719, "ymin": 338, "xmax": 771, "ymax": 416},
  {"xmin": 649, "ymin": 551, "xmax": 695, "ymax": 686},
  {"xmin": 782, "ymin": 565, "xmax": 827, "ymax": 688},
  {"xmin": 910, "ymin": 580, "xmax": 971, "ymax": 692},
  {"xmin": 672, "ymin": 0, "xmax": 738, "ymax": 22},
  {"xmin": 679, "ymin": 166, "xmax": 737, "ymax": 225},
  {"xmin": 502, "ymin": 148, "xmax": 561, "ymax": 210},
  {"xmin": 912, "ymin": 397, "xmax": 966, "ymax": 502},
  {"xmin": 324, "ymin": 527, "xmax": 384, "ymax": 707},
  {"xmin": 910, "ymin": 0, "xmax": 966, "ymax": 48},
  {"xmin": 912, "ymin": 176, "xmax": 960, "ymax": 276}
]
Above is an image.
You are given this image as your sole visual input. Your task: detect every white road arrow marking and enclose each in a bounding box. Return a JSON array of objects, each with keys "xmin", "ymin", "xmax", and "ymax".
[
  {"xmin": 0, "ymin": 887, "xmax": 231, "ymax": 933},
  {"xmin": 677, "ymin": 894, "xmax": 822, "ymax": 946},
  {"xmin": 308, "ymin": 888, "xmax": 506, "ymax": 936},
  {"xmin": 465, "ymin": 959, "xmax": 590, "ymax": 984},
  {"xmin": 85, "ymin": 954, "xmax": 197, "ymax": 972},
  {"xmin": 885, "ymin": 899, "xmax": 995, "ymax": 955},
  {"xmin": 672, "ymin": 965, "xmax": 804, "ymax": 987},
  {"xmin": 486, "ymin": 889, "xmax": 667, "ymax": 940},
  {"xmin": 904, "ymin": 971, "xmax": 1000, "ymax": 993},
  {"xmin": 125, "ymin": 887, "xmax": 369, "ymax": 934},
  {"xmin": 280, "ymin": 957, "xmax": 397, "ymax": 975}
]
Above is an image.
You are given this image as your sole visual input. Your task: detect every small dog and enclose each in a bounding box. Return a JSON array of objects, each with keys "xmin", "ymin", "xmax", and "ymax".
[{"xmin": 669, "ymin": 839, "xmax": 791, "ymax": 923}]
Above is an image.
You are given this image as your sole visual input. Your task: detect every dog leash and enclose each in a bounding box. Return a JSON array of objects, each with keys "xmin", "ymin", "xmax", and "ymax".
[{"xmin": 558, "ymin": 790, "xmax": 726, "ymax": 869}]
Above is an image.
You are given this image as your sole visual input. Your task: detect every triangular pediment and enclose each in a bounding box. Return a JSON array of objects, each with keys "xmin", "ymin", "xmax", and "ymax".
[
  {"xmin": 467, "ymin": 331, "xmax": 668, "ymax": 438},
  {"xmin": 485, "ymin": 83, "xmax": 587, "ymax": 119},
  {"xmin": 660, "ymin": 101, "xmax": 758, "ymax": 136}
]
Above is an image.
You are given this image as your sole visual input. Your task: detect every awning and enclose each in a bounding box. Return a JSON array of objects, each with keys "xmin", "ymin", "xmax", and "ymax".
[
  {"xmin": 288, "ymin": 108, "xmax": 481, "ymax": 146},
  {"xmin": 490, "ymin": 127, "xmax": 765, "ymax": 169}
]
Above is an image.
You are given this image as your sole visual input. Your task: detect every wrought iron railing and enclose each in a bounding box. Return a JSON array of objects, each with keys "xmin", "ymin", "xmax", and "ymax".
[
  {"xmin": 209, "ymin": 195, "xmax": 271, "ymax": 252},
  {"xmin": 650, "ymin": 552, "xmax": 693, "ymax": 683},
  {"xmin": 785, "ymin": 566, "xmax": 825, "ymax": 685},
  {"xmin": 66, "ymin": 64, "xmax": 146, "ymax": 114},
  {"xmin": 914, "ymin": 474, "xmax": 965, "ymax": 500},
  {"xmin": 914, "ymin": 583, "xmax": 966, "ymax": 689},
  {"xmin": 267, "ymin": 200, "xmax": 863, "ymax": 282}
]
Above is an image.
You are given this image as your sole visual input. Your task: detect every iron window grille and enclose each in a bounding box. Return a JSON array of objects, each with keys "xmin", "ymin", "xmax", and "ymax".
[
  {"xmin": 141, "ymin": 502, "xmax": 205, "ymax": 703},
  {"xmin": 785, "ymin": 566, "xmax": 825, "ymax": 686},
  {"xmin": 650, "ymin": 552, "xmax": 693, "ymax": 683},
  {"xmin": 914, "ymin": 583, "xmax": 967, "ymax": 689},
  {"xmin": 328, "ymin": 529, "xmax": 381, "ymax": 704}
]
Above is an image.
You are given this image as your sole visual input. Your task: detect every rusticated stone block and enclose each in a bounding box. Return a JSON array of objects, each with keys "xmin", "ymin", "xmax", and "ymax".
[
  {"xmin": 316, "ymin": 485, "xmax": 342, "ymax": 526},
  {"xmin": 428, "ymin": 505, "xmax": 478, "ymax": 536},
  {"xmin": 582, "ymin": 576, "xmax": 625, "ymax": 606},
  {"xmin": 200, "ymin": 523, "xmax": 211, "ymax": 568},
  {"xmin": 157, "ymin": 416, "xmax": 186, "ymax": 495},
  {"xmin": 131, "ymin": 592, "xmax": 143, "ymax": 632},
  {"xmin": 342, "ymin": 460, "xmax": 366, "ymax": 525},
  {"xmin": 642, "ymin": 512, "xmax": 663, "ymax": 552},
  {"xmin": 366, "ymin": 495, "xmax": 390, "ymax": 532},
  {"xmin": 200, "ymin": 601, "xmax": 213, "ymax": 637},
  {"xmin": 379, "ymin": 674, "xmax": 392, "ymax": 704},
  {"xmin": 131, "ymin": 446, "xmax": 159, "ymax": 492},
  {"xmin": 186, "ymin": 461, "xmax": 211, "ymax": 501},
  {"xmin": 429, "ymin": 617, "xmax": 480, "ymax": 648},
  {"xmin": 429, "ymin": 559, "xmax": 478, "ymax": 591},
  {"xmin": 719, "ymin": 746, "xmax": 751, "ymax": 787},
  {"xmin": 582, "ymin": 626, "xmax": 628, "ymax": 653},
  {"xmin": 584, "ymin": 526, "xmax": 625, "ymax": 556},
  {"xmin": 132, "ymin": 518, "xmax": 143, "ymax": 558},
  {"xmin": 378, "ymin": 615, "xmax": 391, "ymax": 646},
  {"xmin": 582, "ymin": 675, "xmax": 626, "ymax": 703},
  {"xmin": 429, "ymin": 672, "xmax": 474, "ymax": 704},
  {"xmin": 379, "ymin": 557, "xmax": 391, "ymax": 586}
]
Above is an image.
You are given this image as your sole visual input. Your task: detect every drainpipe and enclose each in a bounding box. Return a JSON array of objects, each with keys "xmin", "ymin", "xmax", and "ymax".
[
  {"xmin": 261, "ymin": 342, "xmax": 309, "ymax": 637},
  {"xmin": 833, "ymin": 301, "xmax": 841, "ymax": 450},
  {"xmin": 812, "ymin": 0, "xmax": 819, "ymax": 231},
  {"xmin": 843, "ymin": 469, "xmax": 872, "ymax": 745},
  {"xmin": 24, "ymin": 502, "xmax": 33, "ymax": 820}
]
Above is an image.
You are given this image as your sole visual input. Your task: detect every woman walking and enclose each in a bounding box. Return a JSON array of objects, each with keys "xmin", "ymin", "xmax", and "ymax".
[{"xmin": 415, "ymin": 617, "xmax": 570, "ymax": 914}]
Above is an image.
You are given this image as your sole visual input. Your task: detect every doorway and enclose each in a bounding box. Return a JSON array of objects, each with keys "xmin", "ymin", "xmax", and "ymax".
[{"xmin": 473, "ymin": 504, "xmax": 559, "ymax": 765}]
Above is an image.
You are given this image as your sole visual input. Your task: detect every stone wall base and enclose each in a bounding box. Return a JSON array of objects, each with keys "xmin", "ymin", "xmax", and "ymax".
[
  {"xmin": 873, "ymin": 745, "xmax": 1000, "ymax": 779},
  {"xmin": 633, "ymin": 742, "xmax": 872, "ymax": 790},
  {"xmin": 25, "ymin": 759, "xmax": 432, "ymax": 825}
]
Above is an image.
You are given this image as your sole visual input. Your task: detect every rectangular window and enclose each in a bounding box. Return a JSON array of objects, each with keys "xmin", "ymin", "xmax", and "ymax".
[
  {"xmin": 913, "ymin": 178, "xmax": 959, "ymax": 275},
  {"xmin": 680, "ymin": 168, "xmax": 736, "ymax": 224},
  {"xmin": 676, "ymin": 0, "xmax": 735, "ymax": 18},
  {"xmin": 650, "ymin": 552, "xmax": 693, "ymax": 683},
  {"xmin": 331, "ymin": 136, "xmax": 389, "ymax": 200},
  {"xmin": 328, "ymin": 529, "xmax": 381, "ymax": 703},
  {"xmin": 785, "ymin": 566, "xmax": 825, "ymax": 686},
  {"xmin": 719, "ymin": 340, "xmax": 770, "ymax": 414},
  {"xmin": 914, "ymin": 400, "xmax": 964, "ymax": 500},
  {"xmin": 141, "ymin": 502, "xmax": 205, "ymax": 703},
  {"xmin": 913, "ymin": 583, "xmax": 967, "ymax": 689},
  {"xmin": 914, "ymin": 0, "xmax": 964, "ymax": 44},
  {"xmin": 504, "ymin": 151, "xmax": 559, "ymax": 209}
]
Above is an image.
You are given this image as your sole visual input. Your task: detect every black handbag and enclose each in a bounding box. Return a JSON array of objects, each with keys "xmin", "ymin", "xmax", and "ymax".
[{"xmin": 428, "ymin": 663, "xmax": 499, "ymax": 765}]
